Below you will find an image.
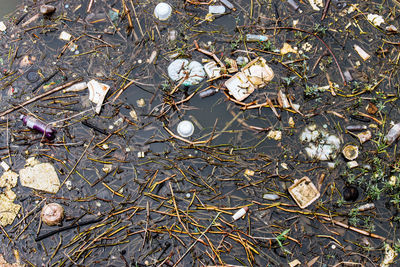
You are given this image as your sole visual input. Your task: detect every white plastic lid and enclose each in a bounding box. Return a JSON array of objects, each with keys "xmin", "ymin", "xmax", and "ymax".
[
  {"xmin": 177, "ymin": 120, "xmax": 194, "ymax": 138},
  {"xmin": 154, "ymin": 3, "xmax": 172, "ymax": 21}
]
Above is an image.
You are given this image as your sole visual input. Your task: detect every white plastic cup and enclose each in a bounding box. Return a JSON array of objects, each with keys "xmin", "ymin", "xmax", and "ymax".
[
  {"xmin": 177, "ymin": 120, "xmax": 194, "ymax": 138},
  {"xmin": 154, "ymin": 3, "xmax": 172, "ymax": 21}
]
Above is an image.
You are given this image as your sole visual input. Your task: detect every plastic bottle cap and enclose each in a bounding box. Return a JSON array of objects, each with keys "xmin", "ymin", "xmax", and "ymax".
[
  {"xmin": 154, "ymin": 3, "xmax": 172, "ymax": 21},
  {"xmin": 177, "ymin": 120, "xmax": 194, "ymax": 138}
]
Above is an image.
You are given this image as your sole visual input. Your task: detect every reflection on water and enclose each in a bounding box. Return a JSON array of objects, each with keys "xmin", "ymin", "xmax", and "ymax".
[{"xmin": 0, "ymin": 0, "xmax": 19, "ymax": 18}]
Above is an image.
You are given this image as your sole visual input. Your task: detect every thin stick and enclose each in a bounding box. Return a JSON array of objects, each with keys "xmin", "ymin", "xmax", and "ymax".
[
  {"xmin": 60, "ymin": 136, "xmax": 94, "ymax": 189},
  {"xmin": 320, "ymin": 216, "xmax": 385, "ymax": 240},
  {"xmin": 0, "ymin": 78, "xmax": 83, "ymax": 117},
  {"xmin": 170, "ymin": 212, "xmax": 221, "ymax": 267},
  {"xmin": 261, "ymin": 26, "xmax": 346, "ymax": 85}
]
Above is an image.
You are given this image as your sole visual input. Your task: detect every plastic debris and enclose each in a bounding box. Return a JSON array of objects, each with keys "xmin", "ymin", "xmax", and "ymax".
[
  {"xmin": 177, "ymin": 120, "xmax": 194, "ymax": 138},
  {"xmin": 208, "ymin": 5, "xmax": 226, "ymax": 14},
  {"xmin": 236, "ymin": 56, "xmax": 249, "ymax": 67},
  {"xmin": 63, "ymin": 81, "xmax": 88, "ymax": 93},
  {"xmin": 0, "ymin": 253, "xmax": 23, "ymax": 267},
  {"xmin": 0, "ymin": 21, "xmax": 6, "ymax": 32},
  {"xmin": 59, "ymin": 31, "xmax": 72, "ymax": 41},
  {"xmin": 308, "ymin": 0, "xmax": 323, "ymax": 11},
  {"xmin": 386, "ymin": 25, "xmax": 398, "ymax": 33},
  {"xmin": 199, "ymin": 88, "xmax": 219, "ymax": 98},
  {"xmin": 203, "ymin": 61, "xmax": 221, "ymax": 79},
  {"xmin": 289, "ymin": 259, "xmax": 301, "ymax": 267},
  {"xmin": 220, "ymin": 0, "xmax": 235, "ymax": 10},
  {"xmin": 287, "ymin": 0, "xmax": 302, "ymax": 12},
  {"xmin": 154, "ymin": 3, "xmax": 172, "ymax": 21},
  {"xmin": 0, "ymin": 171, "xmax": 18, "ymax": 189},
  {"xmin": 87, "ymin": 79, "xmax": 110, "ymax": 114},
  {"xmin": 356, "ymin": 130, "xmax": 372, "ymax": 144},
  {"xmin": 342, "ymin": 144, "xmax": 359, "ymax": 161},
  {"xmin": 232, "ymin": 206, "xmax": 249, "ymax": 221},
  {"xmin": 381, "ymin": 243, "xmax": 398, "ymax": 267},
  {"xmin": 245, "ymin": 34, "xmax": 268, "ymax": 42},
  {"xmin": 354, "ymin": 44, "xmax": 371, "ymax": 61},
  {"xmin": 263, "ymin": 193, "xmax": 280, "ymax": 200},
  {"xmin": 385, "ymin": 122, "xmax": 400, "ymax": 145},
  {"xmin": 244, "ymin": 169, "xmax": 255, "ymax": 176},
  {"xmin": 358, "ymin": 203, "xmax": 375, "ymax": 212},
  {"xmin": 267, "ymin": 130, "xmax": 282, "ymax": 141},
  {"xmin": 288, "ymin": 176, "xmax": 320, "ymax": 209},
  {"xmin": 168, "ymin": 59, "xmax": 205, "ymax": 86},
  {"xmin": 300, "ymin": 124, "xmax": 341, "ymax": 161},
  {"xmin": 0, "ymin": 193, "xmax": 21, "ymax": 227},
  {"xmin": 225, "ymin": 57, "xmax": 274, "ymax": 101},
  {"xmin": 280, "ymin": 43, "xmax": 297, "ymax": 55},
  {"xmin": 20, "ymin": 115, "xmax": 56, "ymax": 140},
  {"xmin": 40, "ymin": 4, "xmax": 56, "ymax": 15},
  {"xmin": 346, "ymin": 161, "xmax": 358, "ymax": 169},
  {"xmin": 0, "ymin": 161, "xmax": 10, "ymax": 171},
  {"xmin": 346, "ymin": 125, "xmax": 367, "ymax": 131},
  {"xmin": 367, "ymin": 14, "xmax": 384, "ymax": 27},
  {"xmin": 41, "ymin": 203, "xmax": 64, "ymax": 226},
  {"xmin": 19, "ymin": 161, "xmax": 60, "ymax": 194}
]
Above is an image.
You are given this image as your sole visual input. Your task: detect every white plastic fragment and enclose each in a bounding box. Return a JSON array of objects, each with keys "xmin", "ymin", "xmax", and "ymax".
[
  {"xmin": 203, "ymin": 61, "xmax": 221, "ymax": 79},
  {"xmin": 137, "ymin": 98, "xmax": 145, "ymax": 107},
  {"xmin": 0, "ymin": 21, "xmax": 6, "ymax": 32},
  {"xmin": 347, "ymin": 161, "xmax": 359, "ymax": 169},
  {"xmin": 225, "ymin": 72, "xmax": 255, "ymax": 101},
  {"xmin": 177, "ymin": 120, "xmax": 194, "ymax": 138},
  {"xmin": 167, "ymin": 59, "xmax": 205, "ymax": 86},
  {"xmin": 220, "ymin": 0, "xmax": 235, "ymax": 9},
  {"xmin": 232, "ymin": 206, "xmax": 249, "ymax": 221},
  {"xmin": 0, "ymin": 161, "xmax": 10, "ymax": 171},
  {"xmin": 63, "ymin": 81, "xmax": 88, "ymax": 93},
  {"xmin": 385, "ymin": 122, "xmax": 400, "ymax": 145},
  {"xmin": 354, "ymin": 44, "xmax": 370, "ymax": 61},
  {"xmin": 19, "ymin": 162, "xmax": 60, "ymax": 194},
  {"xmin": 0, "ymin": 171, "xmax": 18, "ymax": 188},
  {"xmin": 357, "ymin": 203, "xmax": 375, "ymax": 212},
  {"xmin": 381, "ymin": 243, "xmax": 398, "ymax": 267},
  {"xmin": 386, "ymin": 25, "xmax": 398, "ymax": 33},
  {"xmin": 245, "ymin": 34, "xmax": 268, "ymax": 42},
  {"xmin": 308, "ymin": 0, "xmax": 323, "ymax": 11},
  {"xmin": 263, "ymin": 193, "xmax": 280, "ymax": 200},
  {"xmin": 288, "ymin": 176, "xmax": 320, "ymax": 209},
  {"xmin": 277, "ymin": 90, "xmax": 290, "ymax": 108},
  {"xmin": 208, "ymin": 5, "xmax": 226, "ymax": 14},
  {"xmin": 367, "ymin": 14, "xmax": 385, "ymax": 27},
  {"xmin": 225, "ymin": 57, "xmax": 274, "ymax": 101},
  {"xmin": 300, "ymin": 124, "xmax": 341, "ymax": 161},
  {"xmin": 289, "ymin": 259, "xmax": 301, "ymax": 267},
  {"xmin": 59, "ymin": 31, "xmax": 72, "ymax": 41},
  {"xmin": 267, "ymin": 130, "xmax": 282, "ymax": 141},
  {"xmin": 154, "ymin": 3, "xmax": 172, "ymax": 21},
  {"xmin": 281, "ymin": 43, "xmax": 297, "ymax": 55},
  {"xmin": 147, "ymin": 50, "xmax": 158, "ymax": 64},
  {"xmin": 356, "ymin": 130, "xmax": 372, "ymax": 144},
  {"xmin": 87, "ymin": 79, "xmax": 110, "ymax": 114}
]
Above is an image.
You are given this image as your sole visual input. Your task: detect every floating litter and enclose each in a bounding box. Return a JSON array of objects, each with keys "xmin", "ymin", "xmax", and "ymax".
[
  {"xmin": 177, "ymin": 120, "xmax": 194, "ymax": 138},
  {"xmin": 154, "ymin": 3, "xmax": 172, "ymax": 21}
]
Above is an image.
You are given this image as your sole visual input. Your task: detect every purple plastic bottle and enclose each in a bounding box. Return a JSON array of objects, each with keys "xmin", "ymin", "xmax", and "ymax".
[{"xmin": 20, "ymin": 115, "xmax": 56, "ymax": 139}]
